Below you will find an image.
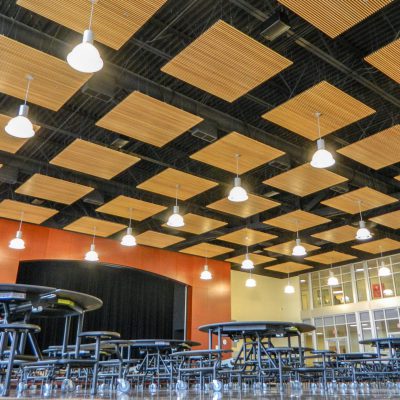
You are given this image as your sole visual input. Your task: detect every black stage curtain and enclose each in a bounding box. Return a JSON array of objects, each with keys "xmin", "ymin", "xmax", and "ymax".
[{"xmin": 16, "ymin": 260, "xmax": 186, "ymax": 349}]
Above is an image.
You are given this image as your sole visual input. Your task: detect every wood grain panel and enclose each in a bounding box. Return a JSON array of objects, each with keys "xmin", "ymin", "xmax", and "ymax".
[
  {"xmin": 161, "ymin": 20, "xmax": 292, "ymax": 102},
  {"xmin": 137, "ymin": 168, "xmax": 218, "ymax": 200},
  {"xmin": 50, "ymin": 139, "xmax": 140, "ymax": 179},
  {"xmin": 261, "ymin": 81, "xmax": 375, "ymax": 139},
  {"xmin": 17, "ymin": 0, "xmax": 167, "ymax": 50},
  {"xmin": 15, "ymin": 174, "xmax": 94, "ymax": 205},
  {"xmin": 264, "ymin": 210, "xmax": 330, "ymax": 232},
  {"xmin": 365, "ymin": 38, "xmax": 400, "ymax": 83},
  {"xmin": 207, "ymin": 193, "xmax": 279, "ymax": 218},
  {"xmin": 218, "ymin": 228, "xmax": 276, "ymax": 246},
  {"xmin": 0, "ymin": 199, "xmax": 57, "ymax": 224},
  {"xmin": 321, "ymin": 187, "xmax": 397, "ymax": 214},
  {"xmin": 311, "ymin": 225, "xmax": 358, "ymax": 244},
  {"xmin": 64, "ymin": 216, "xmax": 126, "ymax": 237},
  {"xmin": 163, "ymin": 213, "xmax": 226, "ymax": 235},
  {"xmin": 369, "ymin": 210, "xmax": 400, "ymax": 230},
  {"xmin": 190, "ymin": 131, "xmax": 284, "ymax": 174},
  {"xmin": 225, "ymin": 253, "xmax": 275, "ymax": 265},
  {"xmin": 305, "ymin": 251, "xmax": 356, "ymax": 265},
  {"xmin": 352, "ymin": 238, "xmax": 400, "ymax": 254},
  {"xmin": 180, "ymin": 242, "xmax": 233, "ymax": 258},
  {"xmin": 96, "ymin": 91, "xmax": 203, "ymax": 147},
  {"xmin": 136, "ymin": 230, "xmax": 185, "ymax": 248},
  {"xmin": 0, "ymin": 35, "xmax": 90, "ymax": 111},
  {"xmin": 96, "ymin": 195, "xmax": 166, "ymax": 221},
  {"xmin": 337, "ymin": 125, "xmax": 400, "ymax": 170},
  {"xmin": 263, "ymin": 163, "xmax": 347, "ymax": 197},
  {"xmin": 278, "ymin": 0, "xmax": 392, "ymax": 38},
  {"xmin": 265, "ymin": 262, "xmax": 312, "ymax": 273},
  {"xmin": 265, "ymin": 241, "xmax": 319, "ymax": 256}
]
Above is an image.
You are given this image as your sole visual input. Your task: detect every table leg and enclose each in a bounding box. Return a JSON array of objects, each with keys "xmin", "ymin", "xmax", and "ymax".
[
  {"xmin": 3, "ymin": 331, "xmax": 17, "ymax": 396},
  {"xmin": 75, "ymin": 314, "xmax": 84, "ymax": 358},
  {"xmin": 62, "ymin": 316, "xmax": 71, "ymax": 357}
]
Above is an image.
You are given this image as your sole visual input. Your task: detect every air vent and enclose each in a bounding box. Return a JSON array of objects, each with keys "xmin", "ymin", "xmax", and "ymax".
[
  {"xmin": 260, "ymin": 11, "xmax": 291, "ymax": 41},
  {"xmin": 191, "ymin": 120, "xmax": 218, "ymax": 143},
  {"xmin": 111, "ymin": 138, "xmax": 129, "ymax": 149},
  {"xmin": 0, "ymin": 166, "xmax": 18, "ymax": 184},
  {"xmin": 264, "ymin": 190, "xmax": 280, "ymax": 198},
  {"xmin": 81, "ymin": 75, "xmax": 116, "ymax": 102},
  {"xmin": 330, "ymin": 183, "xmax": 349, "ymax": 194},
  {"xmin": 83, "ymin": 190, "xmax": 104, "ymax": 206},
  {"xmin": 31, "ymin": 199, "xmax": 44, "ymax": 206},
  {"xmin": 268, "ymin": 157, "xmax": 290, "ymax": 171}
]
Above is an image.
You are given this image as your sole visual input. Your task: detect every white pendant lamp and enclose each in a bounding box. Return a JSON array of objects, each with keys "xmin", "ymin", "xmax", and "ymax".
[
  {"xmin": 378, "ymin": 246, "xmax": 391, "ymax": 277},
  {"xmin": 228, "ymin": 154, "xmax": 248, "ymax": 202},
  {"xmin": 121, "ymin": 208, "xmax": 136, "ymax": 247},
  {"xmin": 9, "ymin": 212, "xmax": 26, "ymax": 250},
  {"xmin": 167, "ymin": 184, "xmax": 184, "ymax": 228},
  {"xmin": 327, "ymin": 267, "xmax": 339, "ymax": 286},
  {"xmin": 5, "ymin": 75, "xmax": 35, "ymax": 139},
  {"xmin": 284, "ymin": 270, "xmax": 295, "ymax": 294},
  {"xmin": 67, "ymin": 0, "xmax": 103, "ymax": 73},
  {"xmin": 241, "ymin": 239, "xmax": 254, "ymax": 270},
  {"xmin": 245, "ymin": 271, "xmax": 256, "ymax": 288},
  {"xmin": 310, "ymin": 112, "xmax": 335, "ymax": 169},
  {"xmin": 85, "ymin": 227, "xmax": 99, "ymax": 261},
  {"xmin": 292, "ymin": 220, "xmax": 307, "ymax": 256},
  {"xmin": 200, "ymin": 251, "xmax": 212, "ymax": 280},
  {"xmin": 355, "ymin": 201, "xmax": 372, "ymax": 240}
]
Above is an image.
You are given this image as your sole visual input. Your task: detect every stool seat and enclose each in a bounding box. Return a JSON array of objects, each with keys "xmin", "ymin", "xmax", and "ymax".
[
  {"xmin": 79, "ymin": 331, "xmax": 120, "ymax": 339},
  {"xmin": 0, "ymin": 323, "xmax": 41, "ymax": 333}
]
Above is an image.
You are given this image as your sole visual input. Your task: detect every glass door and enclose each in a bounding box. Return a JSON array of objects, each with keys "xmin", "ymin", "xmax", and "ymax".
[{"xmin": 325, "ymin": 337, "xmax": 348, "ymax": 353}]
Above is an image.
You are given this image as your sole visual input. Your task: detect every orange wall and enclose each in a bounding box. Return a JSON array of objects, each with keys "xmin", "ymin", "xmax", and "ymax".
[{"xmin": 0, "ymin": 218, "xmax": 231, "ymax": 346}]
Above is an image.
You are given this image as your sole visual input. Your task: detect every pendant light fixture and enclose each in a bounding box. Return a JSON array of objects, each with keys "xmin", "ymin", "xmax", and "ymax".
[
  {"xmin": 292, "ymin": 220, "xmax": 307, "ymax": 256},
  {"xmin": 378, "ymin": 246, "xmax": 391, "ymax": 277},
  {"xmin": 327, "ymin": 262, "xmax": 339, "ymax": 286},
  {"xmin": 85, "ymin": 227, "xmax": 99, "ymax": 261},
  {"xmin": 200, "ymin": 250, "xmax": 212, "ymax": 280},
  {"xmin": 284, "ymin": 270, "xmax": 295, "ymax": 294},
  {"xmin": 67, "ymin": 0, "xmax": 103, "ymax": 73},
  {"xmin": 5, "ymin": 75, "xmax": 35, "ymax": 139},
  {"xmin": 9, "ymin": 212, "xmax": 26, "ymax": 250},
  {"xmin": 167, "ymin": 184, "xmax": 184, "ymax": 228},
  {"xmin": 228, "ymin": 154, "xmax": 248, "ymax": 202},
  {"xmin": 310, "ymin": 112, "xmax": 335, "ymax": 169},
  {"xmin": 241, "ymin": 237, "xmax": 254, "ymax": 270},
  {"xmin": 355, "ymin": 200, "xmax": 372, "ymax": 240},
  {"xmin": 121, "ymin": 208, "xmax": 136, "ymax": 247},
  {"xmin": 245, "ymin": 271, "xmax": 256, "ymax": 288}
]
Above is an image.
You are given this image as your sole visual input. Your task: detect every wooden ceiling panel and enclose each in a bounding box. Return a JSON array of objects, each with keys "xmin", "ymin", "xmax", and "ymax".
[
  {"xmin": 263, "ymin": 163, "xmax": 348, "ymax": 197},
  {"xmin": 179, "ymin": 242, "xmax": 233, "ymax": 258},
  {"xmin": 311, "ymin": 225, "xmax": 358, "ymax": 244},
  {"xmin": 264, "ymin": 210, "xmax": 330, "ymax": 232},
  {"xmin": 369, "ymin": 210, "xmax": 400, "ymax": 230},
  {"xmin": 136, "ymin": 230, "xmax": 185, "ymax": 248},
  {"xmin": 50, "ymin": 139, "xmax": 140, "ymax": 179},
  {"xmin": 161, "ymin": 20, "xmax": 293, "ymax": 102},
  {"xmin": 321, "ymin": 187, "xmax": 397, "ymax": 214},
  {"xmin": 337, "ymin": 125, "xmax": 400, "ymax": 170},
  {"xmin": 352, "ymin": 238, "xmax": 400, "ymax": 254},
  {"xmin": 0, "ymin": 35, "xmax": 90, "ymax": 111},
  {"xmin": 265, "ymin": 241, "xmax": 320, "ymax": 256},
  {"xmin": 364, "ymin": 38, "xmax": 400, "ymax": 84},
  {"xmin": 226, "ymin": 253, "xmax": 275, "ymax": 265},
  {"xmin": 278, "ymin": 0, "xmax": 392, "ymax": 38},
  {"xmin": 163, "ymin": 213, "xmax": 227, "ymax": 235},
  {"xmin": 64, "ymin": 216, "xmax": 126, "ymax": 237},
  {"xmin": 190, "ymin": 132, "xmax": 284, "ymax": 174},
  {"xmin": 0, "ymin": 199, "xmax": 57, "ymax": 224},
  {"xmin": 17, "ymin": 0, "xmax": 167, "ymax": 50},
  {"xmin": 305, "ymin": 250, "xmax": 356, "ymax": 265},
  {"xmin": 261, "ymin": 81, "xmax": 375, "ymax": 140},
  {"xmin": 96, "ymin": 195, "xmax": 166, "ymax": 222},
  {"xmin": 15, "ymin": 174, "xmax": 94, "ymax": 205},
  {"xmin": 137, "ymin": 168, "xmax": 218, "ymax": 200},
  {"xmin": 218, "ymin": 228, "xmax": 276, "ymax": 246},
  {"xmin": 96, "ymin": 91, "xmax": 203, "ymax": 147},
  {"xmin": 207, "ymin": 194, "xmax": 280, "ymax": 218},
  {"xmin": 265, "ymin": 262, "xmax": 312, "ymax": 274}
]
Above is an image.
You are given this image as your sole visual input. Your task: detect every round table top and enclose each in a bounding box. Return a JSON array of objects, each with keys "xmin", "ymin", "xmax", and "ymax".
[
  {"xmin": 129, "ymin": 339, "xmax": 201, "ymax": 348},
  {"xmin": 359, "ymin": 337, "xmax": 400, "ymax": 347},
  {"xmin": 0, "ymin": 283, "xmax": 56, "ymax": 298}
]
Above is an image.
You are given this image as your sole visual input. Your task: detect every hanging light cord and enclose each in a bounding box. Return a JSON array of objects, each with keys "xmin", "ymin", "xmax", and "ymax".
[
  {"xmin": 235, "ymin": 153, "xmax": 240, "ymax": 178},
  {"xmin": 92, "ymin": 226, "xmax": 96, "ymax": 245},
  {"xmin": 315, "ymin": 112, "xmax": 322, "ymax": 140},
  {"xmin": 18, "ymin": 211, "xmax": 24, "ymax": 231},
  {"xmin": 128, "ymin": 207, "xmax": 132, "ymax": 228},
  {"xmin": 88, "ymin": 0, "xmax": 96, "ymax": 30},
  {"xmin": 24, "ymin": 75, "xmax": 33, "ymax": 105},
  {"xmin": 295, "ymin": 219, "xmax": 300, "ymax": 239},
  {"xmin": 358, "ymin": 200, "xmax": 364, "ymax": 221},
  {"xmin": 175, "ymin": 184, "xmax": 180, "ymax": 207}
]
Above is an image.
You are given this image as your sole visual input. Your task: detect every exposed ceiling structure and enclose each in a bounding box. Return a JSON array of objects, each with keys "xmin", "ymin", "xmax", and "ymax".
[{"xmin": 0, "ymin": 0, "xmax": 399, "ymax": 278}]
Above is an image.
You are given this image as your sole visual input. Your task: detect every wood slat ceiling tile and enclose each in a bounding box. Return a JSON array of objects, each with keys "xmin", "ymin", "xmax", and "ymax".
[
  {"xmin": 17, "ymin": 0, "xmax": 167, "ymax": 50},
  {"xmin": 352, "ymin": 238, "xmax": 400, "ymax": 254},
  {"xmin": 50, "ymin": 139, "xmax": 140, "ymax": 179},
  {"xmin": 0, "ymin": 35, "xmax": 90, "ymax": 111},
  {"xmin": 337, "ymin": 125, "xmax": 400, "ymax": 170},
  {"xmin": 263, "ymin": 163, "xmax": 348, "ymax": 197},
  {"xmin": 96, "ymin": 91, "xmax": 203, "ymax": 147},
  {"xmin": 179, "ymin": 242, "xmax": 233, "ymax": 258},
  {"xmin": 261, "ymin": 81, "xmax": 375, "ymax": 140},
  {"xmin": 265, "ymin": 262, "xmax": 312, "ymax": 273},
  {"xmin": 190, "ymin": 131, "xmax": 285, "ymax": 174},
  {"xmin": 207, "ymin": 193, "xmax": 280, "ymax": 218},
  {"xmin": 365, "ymin": 38, "xmax": 400, "ymax": 84},
  {"xmin": 96, "ymin": 195, "xmax": 166, "ymax": 222},
  {"xmin": 311, "ymin": 225, "xmax": 359, "ymax": 244},
  {"xmin": 0, "ymin": 199, "xmax": 57, "ymax": 224},
  {"xmin": 369, "ymin": 210, "xmax": 400, "ymax": 230},
  {"xmin": 137, "ymin": 168, "xmax": 218, "ymax": 200},
  {"xmin": 136, "ymin": 230, "xmax": 185, "ymax": 248},
  {"xmin": 218, "ymin": 228, "xmax": 277, "ymax": 246},
  {"xmin": 64, "ymin": 216, "xmax": 126, "ymax": 237},
  {"xmin": 161, "ymin": 20, "xmax": 293, "ymax": 102},
  {"xmin": 15, "ymin": 174, "xmax": 94, "ymax": 205},
  {"xmin": 265, "ymin": 241, "xmax": 320, "ymax": 256},
  {"xmin": 278, "ymin": 0, "xmax": 392, "ymax": 38},
  {"xmin": 321, "ymin": 187, "xmax": 398, "ymax": 214},
  {"xmin": 225, "ymin": 253, "xmax": 275, "ymax": 265},
  {"xmin": 163, "ymin": 213, "xmax": 227, "ymax": 235},
  {"xmin": 396, "ymin": 176, "xmax": 400, "ymax": 182},
  {"xmin": 264, "ymin": 210, "xmax": 331, "ymax": 232},
  {"xmin": 305, "ymin": 250, "xmax": 356, "ymax": 265}
]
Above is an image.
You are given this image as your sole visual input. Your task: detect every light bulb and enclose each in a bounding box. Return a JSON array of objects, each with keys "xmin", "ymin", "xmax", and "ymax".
[
  {"xmin": 327, "ymin": 272, "xmax": 339, "ymax": 286},
  {"xmin": 9, "ymin": 230, "xmax": 25, "ymax": 250},
  {"xmin": 5, "ymin": 105, "xmax": 35, "ymax": 138},
  {"xmin": 200, "ymin": 264, "xmax": 212, "ymax": 280},
  {"xmin": 245, "ymin": 277, "xmax": 256, "ymax": 287},
  {"xmin": 356, "ymin": 220, "xmax": 372, "ymax": 240},
  {"xmin": 121, "ymin": 227, "xmax": 136, "ymax": 247},
  {"xmin": 167, "ymin": 205, "xmax": 184, "ymax": 227},
  {"xmin": 284, "ymin": 283, "xmax": 295, "ymax": 294},
  {"xmin": 378, "ymin": 262, "xmax": 391, "ymax": 277},
  {"xmin": 310, "ymin": 139, "xmax": 335, "ymax": 168},
  {"xmin": 67, "ymin": 30, "xmax": 103, "ymax": 73},
  {"xmin": 241, "ymin": 256, "xmax": 254, "ymax": 270},
  {"xmin": 292, "ymin": 238, "xmax": 307, "ymax": 256},
  {"xmin": 85, "ymin": 244, "xmax": 99, "ymax": 261},
  {"xmin": 228, "ymin": 177, "xmax": 248, "ymax": 202}
]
